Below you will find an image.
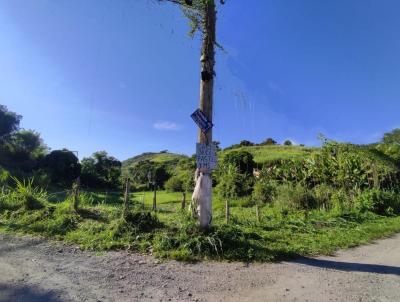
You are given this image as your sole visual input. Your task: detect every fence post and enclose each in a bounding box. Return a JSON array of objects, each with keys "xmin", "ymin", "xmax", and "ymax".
[
  {"xmin": 152, "ymin": 184, "xmax": 157, "ymax": 211},
  {"xmin": 122, "ymin": 178, "xmax": 130, "ymax": 220},
  {"xmin": 181, "ymin": 192, "xmax": 186, "ymax": 210},
  {"xmin": 72, "ymin": 177, "xmax": 80, "ymax": 212},
  {"xmin": 255, "ymin": 204, "xmax": 260, "ymax": 223},
  {"xmin": 225, "ymin": 199, "xmax": 230, "ymax": 224}
]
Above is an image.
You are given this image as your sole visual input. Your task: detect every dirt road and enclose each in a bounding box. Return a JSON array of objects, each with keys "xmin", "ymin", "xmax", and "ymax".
[{"xmin": 0, "ymin": 233, "xmax": 399, "ymax": 302}]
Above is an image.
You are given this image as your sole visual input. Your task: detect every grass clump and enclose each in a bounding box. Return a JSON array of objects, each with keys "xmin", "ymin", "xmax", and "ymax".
[
  {"xmin": 111, "ymin": 210, "xmax": 162, "ymax": 238},
  {"xmin": 0, "ymin": 177, "xmax": 47, "ymax": 212},
  {"xmin": 153, "ymin": 215, "xmax": 269, "ymax": 262}
]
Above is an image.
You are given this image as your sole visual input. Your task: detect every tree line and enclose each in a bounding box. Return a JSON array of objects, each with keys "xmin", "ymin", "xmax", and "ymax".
[{"xmin": 0, "ymin": 105, "xmax": 121, "ymax": 189}]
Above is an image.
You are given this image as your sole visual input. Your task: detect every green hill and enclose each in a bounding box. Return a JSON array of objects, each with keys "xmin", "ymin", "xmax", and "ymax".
[
  {"xmin": 221, "ymin": 145, "xmax": 317, "ymax": 164},
  {"xmin": 122, "ymin": 152, "xmax": 188, "ymax": 173}
]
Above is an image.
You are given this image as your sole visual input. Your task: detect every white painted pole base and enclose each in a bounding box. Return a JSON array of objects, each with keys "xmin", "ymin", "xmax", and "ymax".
[{"xmin": 191, "ymin": 171, "xmax": 212, "ymax": 229}]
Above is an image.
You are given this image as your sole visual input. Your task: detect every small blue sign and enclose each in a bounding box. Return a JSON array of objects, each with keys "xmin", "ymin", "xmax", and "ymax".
[{"xmin": 191, "ymin": 109, "xmax": 213, "ymax": 133}]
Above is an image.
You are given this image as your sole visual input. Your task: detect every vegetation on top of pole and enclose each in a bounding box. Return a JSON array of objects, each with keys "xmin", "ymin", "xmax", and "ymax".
[{"xmin": 158, "ymin": 0, "xmax": 225, "ymax": 38}]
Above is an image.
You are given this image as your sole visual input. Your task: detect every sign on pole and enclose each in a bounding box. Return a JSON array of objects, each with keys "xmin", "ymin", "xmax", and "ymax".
[
  {"xmin": 191, "ymin": 109, "xmax": 213, "ymax": 134},
  {"xmin": 196, "ymin": 143, "xmax": 217, "ymax": 170}
]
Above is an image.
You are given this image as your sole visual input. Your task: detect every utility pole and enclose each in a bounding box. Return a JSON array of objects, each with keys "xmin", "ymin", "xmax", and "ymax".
[
  {"xmin": 196, "ymin": 0, "xmax": 216, "ymax": 229},
  {"xmin": 159, "ymin": 0, "xmax": 219, "ymax": 229}
]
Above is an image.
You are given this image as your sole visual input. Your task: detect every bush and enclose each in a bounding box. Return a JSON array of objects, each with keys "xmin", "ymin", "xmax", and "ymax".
[
  {"xmin": 11, "ymin": 177, "xmax": 47, "ymax": 211},
  {"xmin": 274, "ymin": 183, "xmax": 317, "ymax": 210},
  {"xmin": 216, "ymin": 164, "xmax": 253, "ymax": 199},
  {"xmin": 221, "ymin": 151, "xmax": 255, "ymax": 175},
  {"xmin": 356, "ymin": 189, "xmax": 400, "ymax": 215},
  {"xmin": 111, "ymin": 210, "xmax": 162, "ymax": 238},
  {"xmin": 252, "ymin": 180, "xmax": 278, "ymax": 204},
  {"xmin": 312, "ymin": 184, "xmax": 335, "ymax": 210},
  {"xmin": 165, "ymin": 176, "xmax": 184, "ymax": 192},
  {"xmin": 331, "ymin": 189, "xmax": 352, "ymax": 214}
]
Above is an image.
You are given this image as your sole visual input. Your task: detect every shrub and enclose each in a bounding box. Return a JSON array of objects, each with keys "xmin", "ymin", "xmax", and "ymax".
[
  {"xmin": 274, "ymin": 183, "xmax": 317, "ymax": 210},
  {"xmin": 252, "ymin": 180, "xmax": 278, "ymax": 204},
  {"xmin": 216, "ymin": 164, "xmax": 252, "ymax": 199},
  {"xmin": 356, "ymin": 189, "xmax": 400, "ymax": 215},
  {"xmin": 331, "ymin": 189, "xmax": 352, "ymax": 214},
  {"xmin": 312, "ymin": 184, "xmax": 335, "ymax": 210},
  {"xmin": 11, "ymin": 177, "xmax": 47, "ymax": 210},
  {"xmin": 165, "ymin": 176, "xmax": 184, "ymax": 192},
  {"xmin": 111, "ymin": 210, "xmax": 162, "ymax": 238},
  {"xmin": 221, "ymin": 151, "xmax": 255, "ymax": 175},
  {"xmin": 260, "ymin": 138, "xmax": 277, "ymax": 145}
]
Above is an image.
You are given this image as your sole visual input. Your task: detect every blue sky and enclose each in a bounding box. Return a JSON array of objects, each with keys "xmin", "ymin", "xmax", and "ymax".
[{"xmin": 1, "ymin": 0, "xmax": 399, "ymax": 160}]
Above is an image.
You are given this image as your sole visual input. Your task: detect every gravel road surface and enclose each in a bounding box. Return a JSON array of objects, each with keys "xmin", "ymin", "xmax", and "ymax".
[{"xmin": 1, "ymin": 233, "xmax": 399, "ymax": 302}]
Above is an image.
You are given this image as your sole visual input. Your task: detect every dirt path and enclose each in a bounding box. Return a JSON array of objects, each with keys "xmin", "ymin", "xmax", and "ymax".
[{"xmin": 1, "ymin": 233, "xmax": 399, "ymax": 302}]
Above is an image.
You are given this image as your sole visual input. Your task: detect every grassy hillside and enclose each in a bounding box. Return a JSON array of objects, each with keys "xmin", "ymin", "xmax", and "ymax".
[
  {"xmin": 123, "ymin": 152, "xmax": 187, "ymax": 166},
  {"xmin": 122, "ymin": 146, "xmax": 316, "ymax": 172},
  {"xmin": 221, "ymin": 145, "xmax": 317, "ymax": 164},
  {"xmin": 122, "ymin": 152, "xmax": 189, "ymax": 175}
]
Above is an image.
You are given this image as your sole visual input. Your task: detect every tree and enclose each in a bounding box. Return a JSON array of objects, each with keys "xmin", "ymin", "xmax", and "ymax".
[
  {"xmin": 165, "ymin": 176, "xmax": 184, "ymax": 192},
  {"xmin": 129, "ymin": 160, "xmax": 170, "ymax": 188},
  {"xmin": 159, "ymin": 0, "xmax": 225, "ymax": 228},
  {"xmin": 239, "ymin": 140, "xmax": 254, "ymax": 147},
  {"xmin": 261, "ymin": 138, "xmax": 277, "ymax": 145},
  {"xmin": 382, "ymin": 129, "xmax": 400, "ymax": 144},
  {"xmin": 213, "ymin": 141, "xmax": 221, "ymax": 151},
  {"xmin": 81, "ymin": 151, "xmax": 121, "ymax": 188},
  {"xmin": 7, "ymin": 130, "xmax": 47, "ymax": 157},
  {"xmin": 221, "ymin": 150, "xmax": 255, "ymax": 175},
  {"xmin": 0, "ymin": 105, "xmax": 21, "ymax": 140},
  {"xmin": 43, "ymin": 149, "xmax": 80, "ymax": 186},
  {"xmin": 284, "ymin": 140, "xmax": 293, "ymax": 146}
]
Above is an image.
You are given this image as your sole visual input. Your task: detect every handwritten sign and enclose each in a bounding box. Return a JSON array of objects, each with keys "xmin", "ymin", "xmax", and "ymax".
[
  {"xmin": 196, "ymin": 143, "xmax": 217, "ymax": 170},
  {"xmin": 191, "ymin": 109, "xmax": 213, "ymax": 133}
]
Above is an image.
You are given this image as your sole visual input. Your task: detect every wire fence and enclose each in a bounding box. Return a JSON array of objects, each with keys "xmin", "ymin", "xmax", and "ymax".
[{"xmin": 47, "ymin": 189, "xmax": 184, "ymax": 213}]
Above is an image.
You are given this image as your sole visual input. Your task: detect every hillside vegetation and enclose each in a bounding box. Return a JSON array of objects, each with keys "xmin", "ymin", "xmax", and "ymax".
[
  {"xmin": 2, "ymin": 104, "xmax": 400, "ymax": 262},
  {"xmin": 122, "ymin": 152, "xmax": 187, "ymax": 167},
  {"xmin": 221, "ymin": 145, "xmax": 316, "ymax": 164}
]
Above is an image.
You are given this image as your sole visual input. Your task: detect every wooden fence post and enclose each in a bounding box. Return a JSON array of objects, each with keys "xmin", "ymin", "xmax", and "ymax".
[
  {"xmin": 152, "ymin": 184, "xmax": 157, "ymax": 211},
  {"xmin": 181, "ymin": 192, "xmax": 186, "ymax": 210},
  {"xmin": 255, "ymin": 204, "xmax": 260, "ymax": 223},
  {"xmin": 123, "ymin": 178, "xmax": 130, "ymax": 220},
  {"xmin": 225, "ymin": 199, "xmax": 230, "ymax": 224},
  {"xmin": 72, "ymin": 177, "xmax": 80, "ymax": 212}
]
